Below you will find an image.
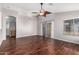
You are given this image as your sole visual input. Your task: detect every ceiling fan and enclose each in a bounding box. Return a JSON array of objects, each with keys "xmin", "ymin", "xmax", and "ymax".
[{"xmin": 32, "ymin": 3, "xmax": 52, "ymax": 17}]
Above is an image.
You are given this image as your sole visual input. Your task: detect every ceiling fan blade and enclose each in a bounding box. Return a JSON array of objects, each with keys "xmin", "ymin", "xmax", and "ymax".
[
  {"xmin": 44, "ymin": 11, "xmax": 52, "ymax": 14},
  {"xmin": 32, "ymin": 12, "xmax": 38, "ymax": 14},
  {"xmin": 32, "ymin": 12, "xmax": 40, "ymax": 17},
  {"xmin": 47, "ymin": 12, "xmax": 52, "ymax": 14}
]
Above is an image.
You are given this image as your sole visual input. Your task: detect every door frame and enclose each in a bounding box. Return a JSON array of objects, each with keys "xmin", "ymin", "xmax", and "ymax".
[{"xmin": 42, "ymin": 20, "xmax": 54, "ymax": 38}]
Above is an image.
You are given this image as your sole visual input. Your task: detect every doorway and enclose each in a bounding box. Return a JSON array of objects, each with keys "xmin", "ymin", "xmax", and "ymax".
[
  {"xmin": 6, "ymin": 16, "xmax": 16, "ymax": 39},
  {"xmin": 42, "ymin": 22, "xmax": 52, "ymax": 38},
  {"xmin": 6, "ymin": 16, "xmax": 16, "ymax": 48}
]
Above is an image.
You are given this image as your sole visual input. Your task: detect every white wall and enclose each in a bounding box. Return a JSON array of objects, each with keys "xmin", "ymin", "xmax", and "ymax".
[
  {"xmin": 16, "ymin": 15, "xmax": 37, "ymax": 38},
  {"xmin": 0, "ymin": 11, "xmax": 2, "ymax": 45},
  {"xmin": 54, "ymin": 11, "xmax": 79, "ymax": 44},
  {"xmin": 0, "ymin": 8, "xmax": 37, "ymax": 45}
]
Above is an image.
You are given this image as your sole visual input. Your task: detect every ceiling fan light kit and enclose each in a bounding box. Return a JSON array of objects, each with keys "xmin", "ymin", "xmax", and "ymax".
[
  {"xmin": 39, "ymin": 9, "xmax": 45, "ymax": 16},
  {"xmin": 39, "ymin": 12, "xmax": 44, "ymax": 16},
  {"xmin": 39, "ymin": 3, "xmax": 48, "ymax": 17}
]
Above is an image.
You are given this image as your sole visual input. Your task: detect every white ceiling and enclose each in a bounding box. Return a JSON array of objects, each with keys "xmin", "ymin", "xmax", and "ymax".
[{"xmin": 1, "ymin": 3, "xmax": 79, "ymax": 13}]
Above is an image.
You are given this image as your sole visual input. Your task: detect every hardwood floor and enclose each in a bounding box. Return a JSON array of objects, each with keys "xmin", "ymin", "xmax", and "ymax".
[{"xmin": 0, "ymin": 35, "xmax": 79, "ymax": 55}]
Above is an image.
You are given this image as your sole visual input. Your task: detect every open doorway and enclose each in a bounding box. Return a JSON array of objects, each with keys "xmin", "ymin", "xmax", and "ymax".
[
  {"xmin": 6, "ymin": 16, "xmax": 16, "ymax": 48},
  {"xmin": 6, "ymin": 16, "xmax": 16, "ymax": 39}
]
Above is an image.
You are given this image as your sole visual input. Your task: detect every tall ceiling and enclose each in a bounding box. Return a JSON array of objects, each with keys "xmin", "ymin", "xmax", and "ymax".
[{"xmin": 0, "ymin": 3, "xmax": 79, "ymax": 13}]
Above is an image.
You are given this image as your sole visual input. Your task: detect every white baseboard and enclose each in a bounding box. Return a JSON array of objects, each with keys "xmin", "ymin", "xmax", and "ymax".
[{"xmin": 16, "ymin": 34, "xmax": 37, "ymax": 38}]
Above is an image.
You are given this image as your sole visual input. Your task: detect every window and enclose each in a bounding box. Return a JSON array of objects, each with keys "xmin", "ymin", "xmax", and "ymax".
[
  {"xmin": 64, "ymin": 18, "xmax": 79, "ymax": 36},
  {"xmin": 74, "ymin": 18, "xmax": 79, "ymax": 35}
]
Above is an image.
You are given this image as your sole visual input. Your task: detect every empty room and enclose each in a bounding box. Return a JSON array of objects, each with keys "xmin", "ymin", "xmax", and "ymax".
[{"xmin": 0, "ymin": 3, "xmax": 79, "ymax": 55}]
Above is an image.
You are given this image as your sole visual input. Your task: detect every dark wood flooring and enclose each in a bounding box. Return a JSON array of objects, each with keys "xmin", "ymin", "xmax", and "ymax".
[{"xmin": 0, "ymin": 35, "xmax": 79, "ymax": 55}]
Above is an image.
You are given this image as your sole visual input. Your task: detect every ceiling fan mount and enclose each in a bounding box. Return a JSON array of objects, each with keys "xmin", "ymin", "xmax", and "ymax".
[{"xmin": 32, "ymin": 3, "xmax": 52, "ymax": 17}]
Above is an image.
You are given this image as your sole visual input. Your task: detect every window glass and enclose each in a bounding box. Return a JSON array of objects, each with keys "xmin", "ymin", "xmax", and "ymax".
[
  {"xmin": 64, "ymin": 18, "xmax": 79, "ymax": 36},
  {"xmin": 64, "ymin": 19, "xmax": 73, "ymax": 35}
]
